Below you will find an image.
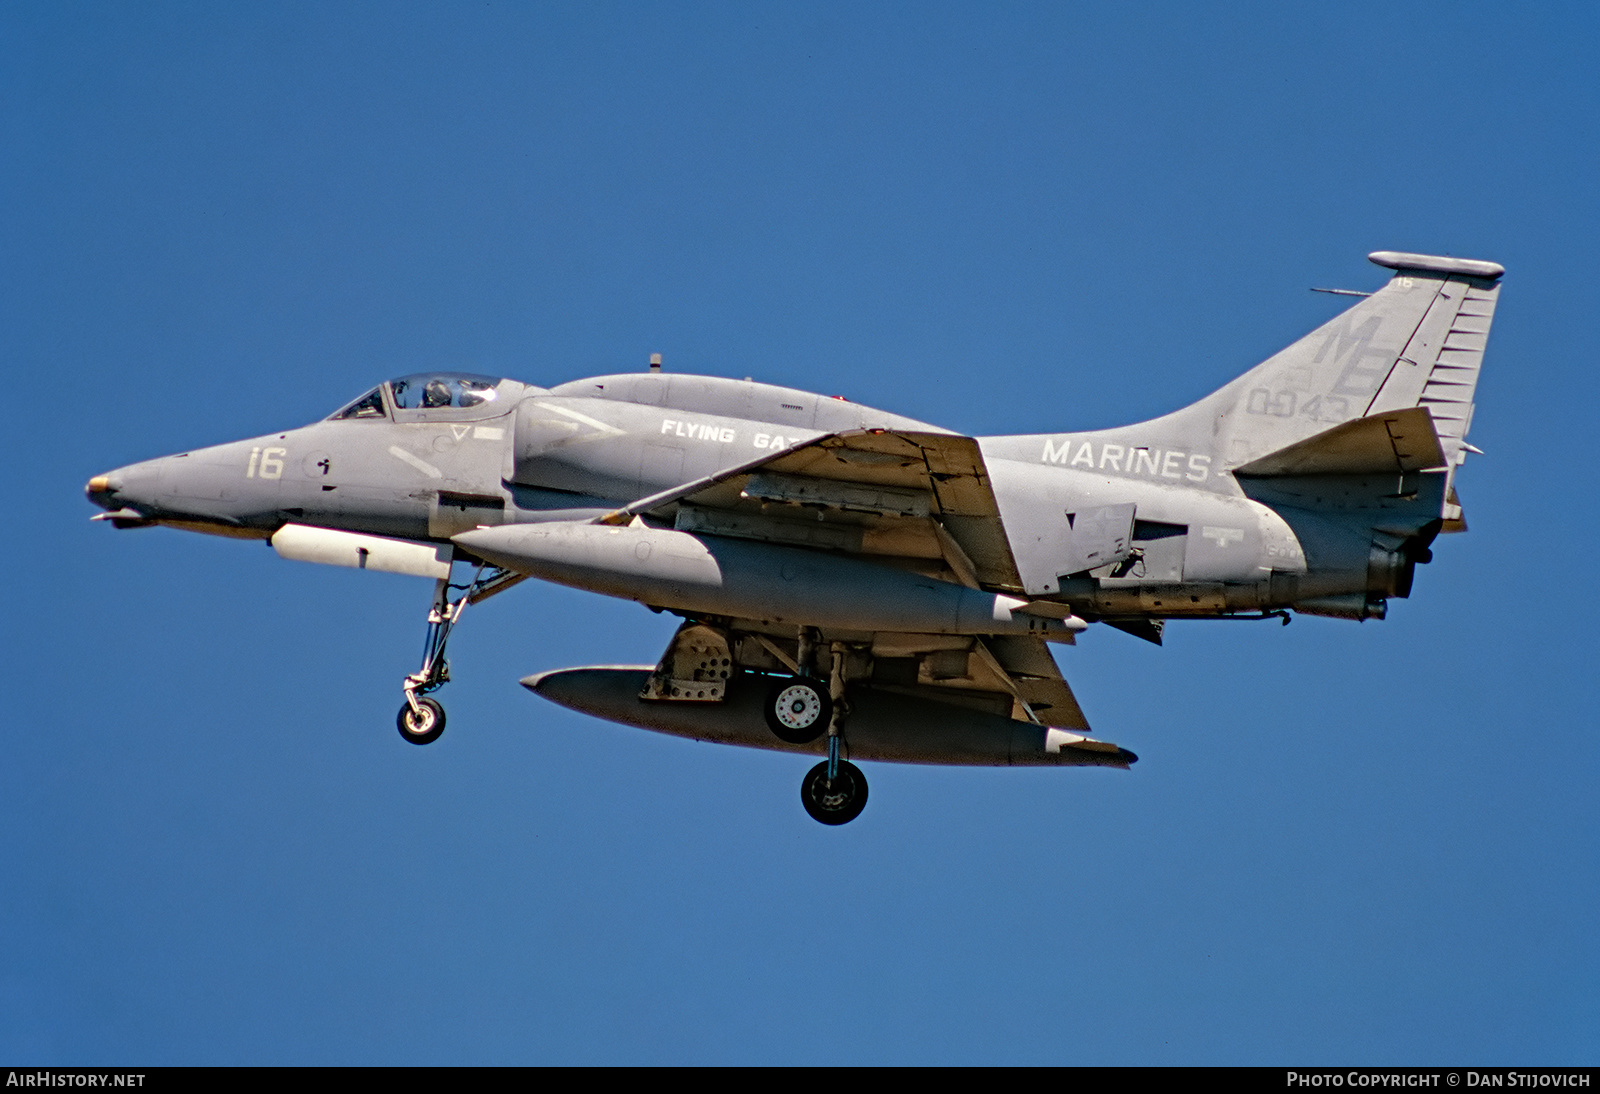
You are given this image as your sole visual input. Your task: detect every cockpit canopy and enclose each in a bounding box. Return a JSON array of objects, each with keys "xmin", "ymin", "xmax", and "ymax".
[
  {"xmin": 389, "ymin": 372, "xmax": 503, "ymax": 410},
  {"xmin": 330, "ymin": 372, "xmax": 512, "ymax": 420}
]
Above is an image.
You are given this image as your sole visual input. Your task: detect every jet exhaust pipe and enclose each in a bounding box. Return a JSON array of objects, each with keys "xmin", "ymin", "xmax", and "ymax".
[{"xmin": 455, "ymin": 521, "xmax": 1084, "ymax": 639}]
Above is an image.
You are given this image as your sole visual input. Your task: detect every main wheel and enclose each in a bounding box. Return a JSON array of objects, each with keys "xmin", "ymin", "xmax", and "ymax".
[
  {"xmin": 765, "ymin": 678, "xmax": 832, "ymax": 744},
  {"xmin": 397, "ymin": 696, "xmax": 446, "ymax": 745},
  {"xmin": 800, "ymin": 760, "xmax": 868, "ymax": 825}
]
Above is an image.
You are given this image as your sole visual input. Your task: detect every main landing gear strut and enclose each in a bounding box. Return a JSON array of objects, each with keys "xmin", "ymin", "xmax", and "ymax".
[
  {"xmin": 396, "ymin": 556, "xmax": 526, "ymax": 745},
  {"xmin": 645, "ymin": 622, "xmax": 869, "ymax": 824},
  {"xmin": 774, "ymin": 637, "xmax": 867, "ymax": 826}
]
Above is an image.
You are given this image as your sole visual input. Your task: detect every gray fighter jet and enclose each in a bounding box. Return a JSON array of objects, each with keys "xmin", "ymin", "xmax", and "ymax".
[{"xmin": 86, "ymin": 250, "xmax": 1502, "ymax": 823}]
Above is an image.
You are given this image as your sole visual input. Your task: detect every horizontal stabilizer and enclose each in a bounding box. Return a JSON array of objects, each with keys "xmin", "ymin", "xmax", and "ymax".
[{"xmin": 1233, "ymin": 407, "xmax": 1446, "ymax": 477}]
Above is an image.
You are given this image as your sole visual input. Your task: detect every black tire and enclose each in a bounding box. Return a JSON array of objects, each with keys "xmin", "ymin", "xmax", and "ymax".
[
  {"xmin": 397, "ymin": 696, "xmax": 446, "ymax": 745},
  {"xmin": 764, "ymin": 677, "xmax": 832, "ymax": 744},
  {"xmin": 801, "ymin": 760, "xmax": 868, "ymax": 825}
]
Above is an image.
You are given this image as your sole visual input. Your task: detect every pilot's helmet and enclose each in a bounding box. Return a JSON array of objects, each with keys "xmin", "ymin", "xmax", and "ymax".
[{"xmin": 422, "ymin": 378, "xmax": 453, "ymax": 408}]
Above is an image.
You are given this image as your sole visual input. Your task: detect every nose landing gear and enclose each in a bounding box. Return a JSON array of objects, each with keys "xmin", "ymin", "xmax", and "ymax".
[{"xmin": 396, "ymin": 557, "xmax": 526, "ymax": 745}]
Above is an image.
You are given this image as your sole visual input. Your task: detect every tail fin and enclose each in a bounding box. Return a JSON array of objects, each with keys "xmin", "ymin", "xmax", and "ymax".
[{"xmin": 1145, "ymin": 251, "xmax": 1503, "ymax": 474}]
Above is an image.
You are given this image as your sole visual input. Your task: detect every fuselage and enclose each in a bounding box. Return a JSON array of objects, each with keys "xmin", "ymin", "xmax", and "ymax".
[{"xmin": 87, "ymin": 368, "xmax": 1439, "ymax": 623}]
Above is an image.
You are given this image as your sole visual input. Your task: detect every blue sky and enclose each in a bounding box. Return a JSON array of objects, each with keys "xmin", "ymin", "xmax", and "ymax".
[{"xmin": 4, "ymin": 2, "xmax": 1597, "ymax": 1064}]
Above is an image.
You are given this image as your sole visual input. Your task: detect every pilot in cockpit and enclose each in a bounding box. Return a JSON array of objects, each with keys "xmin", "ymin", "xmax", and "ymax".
[{"xmin": 422, "ymin": 379, "xmax": 453, "ymax": 409}]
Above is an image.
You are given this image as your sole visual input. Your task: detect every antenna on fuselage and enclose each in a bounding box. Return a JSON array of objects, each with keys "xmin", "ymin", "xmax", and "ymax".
[{"xmin": 649, "ymin": 353, "xmax": 662, "ymax": 372}]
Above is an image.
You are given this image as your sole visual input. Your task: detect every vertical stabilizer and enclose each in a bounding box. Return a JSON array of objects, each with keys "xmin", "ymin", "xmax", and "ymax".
[{"xmin": 1115, "ymin": 251, "xmax": 1503, "ymax": 475}]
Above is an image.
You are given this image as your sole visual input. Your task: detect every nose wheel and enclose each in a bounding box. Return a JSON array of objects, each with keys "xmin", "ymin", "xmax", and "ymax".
[{"xmin": 397, "ymin": 696, "xmax": 446, "ymax": 745}]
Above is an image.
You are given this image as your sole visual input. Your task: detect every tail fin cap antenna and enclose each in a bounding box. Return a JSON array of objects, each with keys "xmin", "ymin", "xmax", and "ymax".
[{"xmin": 1368, "ymin": 251, "xmax": 1504, "ymax": 280}]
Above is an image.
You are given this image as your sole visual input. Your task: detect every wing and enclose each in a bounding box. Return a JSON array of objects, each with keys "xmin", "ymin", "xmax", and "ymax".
[
  {"xmin": 600, "ymin": 429, "xmax": 1090, "ymax": 731},
  {"xmin": 599, "ymin": 429, "xmax": 1025, "ymax": 593}
]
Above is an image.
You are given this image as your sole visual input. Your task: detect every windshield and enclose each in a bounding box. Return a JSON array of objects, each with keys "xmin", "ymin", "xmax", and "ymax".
[
  {"xmin": 389, "ymin": 373, "xmax": 503, "ymax": 411},
  {"xmin": 331, "ymin": 386, "xmax": 387, "ymax": 420}
]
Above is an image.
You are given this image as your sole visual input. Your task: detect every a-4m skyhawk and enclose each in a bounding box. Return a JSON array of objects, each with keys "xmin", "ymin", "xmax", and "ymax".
[{"xmin": 86, "ymin": 250, "xmax": 1502, "ymax": 824}]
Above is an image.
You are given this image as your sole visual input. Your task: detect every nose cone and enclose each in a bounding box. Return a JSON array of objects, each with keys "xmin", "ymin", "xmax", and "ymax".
[
  {"xmin": 87, "ymin": 442, "xmax": 286, "ymax": 537},
  {"xmin": 85, "ymin": 471, "xmax": 123, "ymax": 510},
  {"xmin": 84, "ymin": 457, "xmax": 168, "ymax": 521}
]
